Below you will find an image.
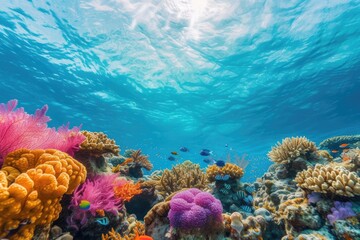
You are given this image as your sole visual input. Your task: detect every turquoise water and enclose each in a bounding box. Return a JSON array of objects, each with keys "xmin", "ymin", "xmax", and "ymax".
[{"xmin": 1, "ymin": 1, "xmax": 360, "ymax": 181}]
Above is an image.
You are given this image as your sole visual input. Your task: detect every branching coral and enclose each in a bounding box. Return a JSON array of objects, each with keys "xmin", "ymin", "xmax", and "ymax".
[
  {"xmin": 101, "ymin": 220, "xmax": 145, "ymax": 240},
  {"xmin": 0, "ymin": 149, "xmax": 87, "ymax": 240},
  {"xmin": 206, "ymin": 163, "xmax": 244, "ymax": 182},
  {"xmin": 0, "ymin": 99, "xmax": 85, "ymax": 166},
  {"xmin": 295, "ymin": 164, "xmax": 360, "ymax": 197},
  {"xmin": 268, "ymin": 137, "xmax": 317, "ymax": 164},
  {"xmin": 113, "ymin": 181, "xmax": 142, "ymax": 202},
  {"xmin": 126, "ymin": 150, "xmax": 153, "ymax": 178},
  {"xmin": 146, "ymin": 161, "xmax": 208, "ymax": 198}
]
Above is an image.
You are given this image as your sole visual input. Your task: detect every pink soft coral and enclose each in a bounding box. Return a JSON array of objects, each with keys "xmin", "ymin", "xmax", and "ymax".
[
  {"xmin": 0, "ymin": 99, "xmax": 85, "ymax": 166},
  {"xmin": 67, "ymin": 174, "xmax": 124, "ymax": 231}
]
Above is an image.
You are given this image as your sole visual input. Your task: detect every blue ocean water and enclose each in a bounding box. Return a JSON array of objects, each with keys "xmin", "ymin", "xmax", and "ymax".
[{"xmin": 0, "ymin": 0, "xmax": 359, "ymax": 182}]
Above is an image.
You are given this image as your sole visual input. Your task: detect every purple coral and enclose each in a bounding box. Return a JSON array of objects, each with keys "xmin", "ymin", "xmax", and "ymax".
[
  {"xmin": 168, "ymin": 188, "xmax": 223, "ymax": 230},
  {"xmin": 327, "ymin": 201, "xmax": 356, "ymax": 225},
  {"xmin": 0, "ymin": 99, "xmax": 85, "ymax": 166},
  {"xmin": 67, "ymin": 174, "xmax": 123, "ymax": 230}
]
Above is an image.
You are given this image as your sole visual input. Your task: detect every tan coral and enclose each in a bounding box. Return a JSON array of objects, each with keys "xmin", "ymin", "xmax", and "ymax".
[
  {"xmin": 0, "ymin": 149, "xmax": 86, "ymax": 240},
  {"xmin": 268, "ymin": 137, "xmax": 317, "ymax": 164},
  {"xmin": 295, "ymin": 164, "xmax": 360, "ymax": 197},
  {"xmin": 316, "ymin": 150, "xmax": 333, "ymax": 161},
  {"xmin": 78, "ymin": 131, "xmax": 120, "ymax": 157},
  {"xmin": 225, "ymin": 212, "xmax": 266, "ymax": 240},
  {"xmin": 206, "ymin": 163, "xmax": 244, "ymax": 182},
  {"xmin": 144, "ymin": 161, "xmax": 207, "ymax": 198},
  {"xmin": 128, "ymin": 150, "xmax": 153, "ymax": 171}
]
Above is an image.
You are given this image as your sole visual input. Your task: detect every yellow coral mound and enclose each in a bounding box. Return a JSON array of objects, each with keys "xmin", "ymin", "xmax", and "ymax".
[
  {"xmin": 206, "ymin": 163, "xmax": 244, "ymax": 182},
  {"xmin": 268, "ymin": 137, "xmax": 317, "ymax": 164},
  {"xmin": 78, "ymin": 131, "xmax": 120, "ymax": 156},
  {"xmin": 295, "ymin": 164, "xmax": 360, "ymax": 197},
  {"xmin": 0, "ymin": 149, "xmax": 87, "ymax": 240}
]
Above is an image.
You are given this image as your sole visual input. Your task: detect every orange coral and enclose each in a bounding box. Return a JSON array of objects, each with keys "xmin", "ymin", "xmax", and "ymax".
[
  {"xmin": 114, "ymin": 182, "xmax": 142, "ymax": 202},
  {"xmin": 0, "ymin": 149, "xmax": 87, "ymax": 240},
  {"xmin": 206, "ymin": 163, "xmax": 244, "ymax": 182},
  {"xmin": 101, "ymin": 221, "xmax": 145, "ymax": 240}
]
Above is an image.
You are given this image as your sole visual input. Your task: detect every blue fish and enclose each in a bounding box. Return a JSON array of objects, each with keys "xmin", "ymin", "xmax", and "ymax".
[
  {"xmin": 168, "ymin": 156, "xmax": 176, "ymax": 161},
  {"xmin": 203, "ymin": 158, "xmax": 214, "ymax": 164},
  {"xmin": 95, "ymin": 217, "xmax": 109, "ymax": 226},
  {"xmin": 180, "ymin": 147, "xmax": 189, "ymax": 152},
  {"xmin": 200, "ymin": 149, "xmax": 212, "ymax": 156},
  {"xmin": 215, "ymin": 160, "xmax": 225, "ymax": 167}
]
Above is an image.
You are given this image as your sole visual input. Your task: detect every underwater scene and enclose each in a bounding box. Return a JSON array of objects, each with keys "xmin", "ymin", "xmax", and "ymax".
[{"xmin": 0, "ymin": 1, "xmax": 360, "ymax": 240}]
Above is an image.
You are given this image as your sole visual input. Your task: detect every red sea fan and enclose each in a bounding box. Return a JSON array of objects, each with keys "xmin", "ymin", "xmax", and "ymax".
[{"xmin": 0, "ymin": 99, "xmax": 85, "ymax": 166}]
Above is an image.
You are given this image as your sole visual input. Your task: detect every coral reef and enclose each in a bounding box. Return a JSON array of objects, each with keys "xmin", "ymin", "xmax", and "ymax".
[
  {"xmin": 295, "ymin": 164, "xmax": 360, "ymax": 197},
  {"xmin": 75, "ymin": 131, "xmax": 120, "ymax": 174},
  {"xmin": 125, "ymin": 150, "xmax": 153, "ymax": 178},
  {"xmin": 78, "ymin": 131, "xmax": 120, "ymax": 157},
  {"xmin": 0, "ymin": 99, "xmax": 85, "ymax": 166},
  {"xmin": 228, "ymin": 212, "xmax": 267, "ymax": 240},
  {"xmin": 0, "ymin": 149, "xmax": 87, "ymax": 240},
  {"xmin": 319, "ymin": 135, "xmax": 360, "ymax": 152},
  {"xmin": 268, "ymin": 137, "xmax": 317, "ymax": 164},
  {"xmin": 146, "ymin": 160, "xmax": 208, "ymax": 198},
  {"xmin": 206, "ymin": 163, "xmax": 244, "ymax": 182},
  {"xmin": 114, "ymin": 181, "xmax": 142, "ymax": 202}
]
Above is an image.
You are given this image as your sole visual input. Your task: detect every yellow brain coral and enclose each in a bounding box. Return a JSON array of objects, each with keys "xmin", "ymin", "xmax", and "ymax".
[
  {"xmin": 78, "ymin": 131, "xmax": 120, "ymax": 157},
  {"xmin": 295, "ymin": 164, "xmax": 360, "ymax": 197},
  {"xmin": 206, "ymin": 163, "xmax": 244, "ymax": 182},
  {"xmin": 268, "ymin": 137, "xmax": 317, "ymax": 164},
  {"xmin": 0, "ymin": 149, "xmax": 87, "ymax": 240}
]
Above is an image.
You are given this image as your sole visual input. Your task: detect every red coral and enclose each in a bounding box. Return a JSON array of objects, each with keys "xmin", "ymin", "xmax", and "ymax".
[{"xmin": 0, "ymin": 99, "xmax": 85, "ymax": 166}]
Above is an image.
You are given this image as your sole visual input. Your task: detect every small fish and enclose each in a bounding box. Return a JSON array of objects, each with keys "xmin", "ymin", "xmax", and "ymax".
[
  {"xmin": 95, "ymin": 217, "xmax": 109, "ymax": 226},
  {"xmin": 203, "ymin": 158, "xmax": 214, "ymax": 164},
  {"xmin": 225, "ymin": 144, "xmax": 228, "ymax": 147},
  {"xmin": 179, "ymin": 147, "xmax": 189, "ymax": 152},
  {"xmin": 167, "ymin": 156, "xmax": 176, "ymax": 161},
  {"xmin": 215, "ymin": 160, "xmax": 226, "ymax": 167},
  {"xmin": 171, "ymin": 151, "xmax": 178, "ymax": 155},
  {"xmin": 79, "ymin": 200, "xmax": 90, "ymax": 210},
  {"xmin": 331, "ymin": 150, "xmax": 338, "ymax": 153},
  {"xmin": 339, "ymin": 143, "xmax": 349, "ymax": 148},
  {"xmin": 343, "ymin": 155, "xmax": 351, "ymax": 161},
  {"xmin": 200, "ymin": 150, "xmax": 212, "ymax": 156}
]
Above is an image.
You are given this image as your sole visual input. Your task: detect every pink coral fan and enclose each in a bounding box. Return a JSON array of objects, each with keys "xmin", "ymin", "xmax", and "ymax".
[
  {"xmin": 0, "ymin": 99, "xmax": 85, "ymax": 166},
  {"xmin": 67, "ymin": 173, "xmax": 124, "ymax": 230},
  {"xmin": 168, "ymin": 188, "xmax": 223, "ymax": 230}
]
